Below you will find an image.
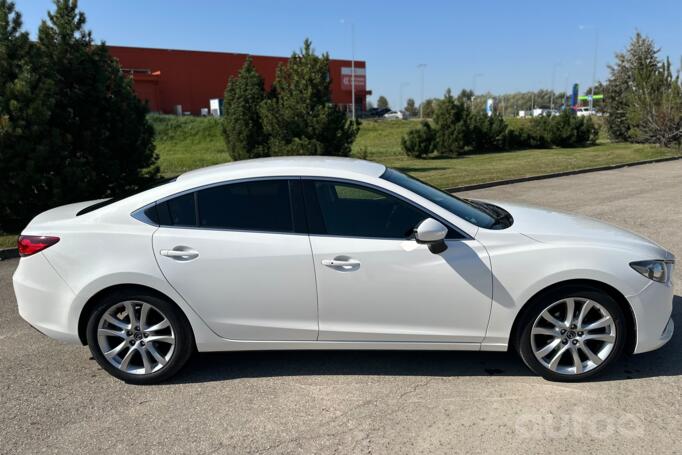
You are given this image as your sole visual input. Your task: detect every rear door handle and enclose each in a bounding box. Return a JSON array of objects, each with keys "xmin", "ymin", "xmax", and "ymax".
[
  {"xmin": 321, "ymin": 258, "xmax": 361, "ymax": 268},
  {"xmin": 160, "ymin": 248, "xmax": 199, "ymax": 261}
]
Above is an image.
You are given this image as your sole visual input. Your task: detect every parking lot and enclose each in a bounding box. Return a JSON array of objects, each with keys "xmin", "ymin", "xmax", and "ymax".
[{"xmin": 1, "ymin": 161, "xmax": 680, "ymax": 454}]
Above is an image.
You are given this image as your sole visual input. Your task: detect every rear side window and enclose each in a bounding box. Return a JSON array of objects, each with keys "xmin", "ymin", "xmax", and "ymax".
[
  {"xmin": 157, "ymin": 193, "xmax": 196, "ymax": 227},
  {"xmin": 197, "ymin": 180, "xmax": 294, "ymax": 232}
]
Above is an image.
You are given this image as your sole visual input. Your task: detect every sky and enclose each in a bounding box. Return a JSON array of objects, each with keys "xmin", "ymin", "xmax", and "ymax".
[{"xmin": 13, "ymin": 0, "xmax": 682, "ymax": 108}]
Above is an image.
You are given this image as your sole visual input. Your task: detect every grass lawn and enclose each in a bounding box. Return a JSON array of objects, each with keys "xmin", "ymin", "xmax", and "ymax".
[
  {"xmin": 0, "ymin": 234, "xmax": 16, "ymax": 249},
  {"xmin": 152, "ymin": 115, "xmax": 681, "ymax": 188}
]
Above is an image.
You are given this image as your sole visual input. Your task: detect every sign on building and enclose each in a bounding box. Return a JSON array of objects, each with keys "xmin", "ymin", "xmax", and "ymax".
[{"xmin": 340, "ymin": 67, "xmax": 366, "ymax": 91}]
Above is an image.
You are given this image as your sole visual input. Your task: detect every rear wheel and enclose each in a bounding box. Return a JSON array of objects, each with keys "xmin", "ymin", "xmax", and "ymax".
[
  {"xmin": 86, "ymin": 291, "xmax": 194, "ymax": 384},
  {"xmin": 517, "ymin": 286, "xmax": 627, "ymax": 381}
]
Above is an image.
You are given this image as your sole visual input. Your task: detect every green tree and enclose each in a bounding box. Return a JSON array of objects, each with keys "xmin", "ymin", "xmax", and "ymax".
[
  {"xmin": 39, "ymin": 0, "xmax": 157, "ymax": 200},
  {"xmin": 605, "ymin": 32, "xmax": 660, "ymax": 141},
  {"xmin": 0, "ymin": 0, "xmax": 56, "ymax": 231},
  {"xmin": 376, "ymin": 95, "xmax": 389, "ymax": 109},
  {"xmin": 419, "ymin": 98, "xmax": 438, "ymax": 118},
  {"xmin": 259, "ymin": 39, "xmax": 358, "ymax": 156},
  {"xmin": 222, "ymin": 57, "xmax": 268, "ymax": 160},
  {"xmin": 433, "ymin": 88, "xmax": 468, "ymax": 156},
  {"xmin": 404, "ymin": 98, "xmax": 418, "ymax": 117},
  {"xmin": 627, "ymin": 57, "xmax": 682, "ymax": 147}
]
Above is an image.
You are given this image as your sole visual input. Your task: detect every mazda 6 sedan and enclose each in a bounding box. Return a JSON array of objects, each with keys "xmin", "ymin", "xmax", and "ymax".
[{"xmin": 13, "ymin": 157, "xmax": 675, "ymax": 383}]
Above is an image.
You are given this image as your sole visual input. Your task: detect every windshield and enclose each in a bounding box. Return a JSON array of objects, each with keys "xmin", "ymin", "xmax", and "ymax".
[{"xmin": 381, "ymin": 168, "xmax": 499, "ymax": 228}]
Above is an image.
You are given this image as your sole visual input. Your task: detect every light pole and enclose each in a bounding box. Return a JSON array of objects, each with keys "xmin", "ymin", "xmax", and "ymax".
[
  {"xmin": 579, "ymin": 25, "xmax": 599, "ymax": 110},
  {"xmin": 341, "ymin": 19, "xmax": 356, "ymax": 121},
  {"xmin": 417, "ymin": 64, "xmax": 427, "ymax": 119},
  {"xmin": 399, "ymin": 82, "xmax": 410, "ymax": 113},
  {"xmin": 550, "ymin": 62, "xmax": 562, "ymax": 110},
  {"xmin": 472, "ymin": 73, "xmax": 483, "ymax": 106}
]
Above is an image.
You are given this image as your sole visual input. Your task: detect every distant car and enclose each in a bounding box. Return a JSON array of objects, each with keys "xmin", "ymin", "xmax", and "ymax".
[
  {"xmin": 383, "ymin": 110, "xmax": 407, "ymax": 120},
  {"xmin": 362, "ymin": 108, "xmax": 391, "ymax": 119},
  {"xmin": 13, "ymin": 157, "xmax": 675, "ymax": 383},
  {"xmin": 576, "ymin": 107, "xmax": 596, "ymax": 117}
]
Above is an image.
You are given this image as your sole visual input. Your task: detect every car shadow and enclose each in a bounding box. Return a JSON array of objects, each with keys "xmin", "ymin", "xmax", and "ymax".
[{"xmin": 167, "ymin": 295, "xmax": 682, "ymax": 385}]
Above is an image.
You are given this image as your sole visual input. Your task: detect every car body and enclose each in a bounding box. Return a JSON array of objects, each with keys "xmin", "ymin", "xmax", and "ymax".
[
  {"xmin": 576, "ymin": 107, "xmax": 596, "ymax": 117},
  {"xmin": 13, "ymin": 157, "xmax": 675, "ymax": 383},
  {"xmin": 383, "ymin": 110, "xmax": 407, "ymax": 120}
]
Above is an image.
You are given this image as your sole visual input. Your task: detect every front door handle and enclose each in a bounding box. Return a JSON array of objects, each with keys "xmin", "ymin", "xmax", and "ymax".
[
  {"xmin": 160, "ymin": 247, "xmax": 199, "ymax": 261},
  {"xmin": 321, "ymin": 258, "xmax": 361, "ymax": 269}
]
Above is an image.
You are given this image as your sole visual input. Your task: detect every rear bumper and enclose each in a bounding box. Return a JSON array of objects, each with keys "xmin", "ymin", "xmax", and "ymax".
[
  {"xmin": 628, "ymin": 280, "xmax": 675, "ymax": 354},
  {"xmin": 12, "ymin": 253, "xmax": 80, "ymax": 343}
]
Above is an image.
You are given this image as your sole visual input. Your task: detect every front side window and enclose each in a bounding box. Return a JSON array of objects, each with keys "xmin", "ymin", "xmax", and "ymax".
[
  {"xmin": 381, "ymin": 168, "xmax": 502, "ymax": 228},
  {"xmin": 304, "ymin": 180, "xmax": 431, "ymax": 239}
]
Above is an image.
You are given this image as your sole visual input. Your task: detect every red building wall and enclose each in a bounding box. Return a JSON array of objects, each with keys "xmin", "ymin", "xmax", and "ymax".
[{"xmin": 108, "ymin": 46, "xmax": 367, "ymax": 115}]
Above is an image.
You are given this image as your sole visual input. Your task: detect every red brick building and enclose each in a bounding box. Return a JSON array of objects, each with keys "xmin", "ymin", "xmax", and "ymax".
[{"xmin": 108, "ymin": 45, "xmax": 368, "ymax": 116}]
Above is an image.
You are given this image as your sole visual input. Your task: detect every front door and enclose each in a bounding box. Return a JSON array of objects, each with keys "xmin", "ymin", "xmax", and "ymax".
[{"xmin": 303, "ymin": 179, "xmax": 492, "ymax": 342}]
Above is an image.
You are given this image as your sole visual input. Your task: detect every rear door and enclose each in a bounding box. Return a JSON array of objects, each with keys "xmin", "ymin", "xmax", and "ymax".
[{"xmin": 153, "ymin": 178, "xmax": 319, "ymax": 341}]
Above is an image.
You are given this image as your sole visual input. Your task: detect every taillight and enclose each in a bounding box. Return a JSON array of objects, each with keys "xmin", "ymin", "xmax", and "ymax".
[{"xmin": 17, "ymin": 235, "xmax": 60, "ymax": 257}]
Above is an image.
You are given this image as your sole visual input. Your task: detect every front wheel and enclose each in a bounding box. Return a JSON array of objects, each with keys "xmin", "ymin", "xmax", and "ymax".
[
  {"xmin": 516, "ymin": 286, "xmax": 627, "ymax": 381},
  {"xmin": 86, "ymin": 291, "xmax": 194, "ymax": 384}
]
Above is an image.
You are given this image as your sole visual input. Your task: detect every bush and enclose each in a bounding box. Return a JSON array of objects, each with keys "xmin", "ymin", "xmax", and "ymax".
[{"xmin": 401, "ymin": 121, "xmax": 436, "ymax": 158}]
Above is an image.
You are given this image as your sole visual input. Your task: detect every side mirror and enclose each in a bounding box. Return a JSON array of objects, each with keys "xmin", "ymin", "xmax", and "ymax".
[{"xmin": 414, "ymin": 218, "xmax": 448, "ymax": 254}]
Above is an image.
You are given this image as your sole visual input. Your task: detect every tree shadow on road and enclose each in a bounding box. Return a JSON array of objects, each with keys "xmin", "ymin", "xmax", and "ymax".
[{"xmin": 168, "ymin": 296, "xmax": 682, "ymax": 385}]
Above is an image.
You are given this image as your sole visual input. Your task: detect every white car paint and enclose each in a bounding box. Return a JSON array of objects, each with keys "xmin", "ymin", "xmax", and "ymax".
[{"xmin": 13, "ymin": 157, "xmax": 675, "ymax": 359}]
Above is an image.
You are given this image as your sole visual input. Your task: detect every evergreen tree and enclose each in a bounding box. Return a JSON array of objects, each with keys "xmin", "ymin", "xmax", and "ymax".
[
  {"xmin": 259, "ymin": 39, "xmax": 358, "ymax": 156},
  {"xmin": 0, "ymin": 0, "xmax": 56, "ymax": 231},
  {"xmin": 605, "ymin": 32, "xmax": 660, "ymax": 141},
  {"xmin": 433, "ymin": 88, "xmax": 468, "ymax": 156},
  {"xmin": 404, "ymin": 98, "xmax": 418, "ymax": 117},
  {"xmin": 376, "ymin": 95, "xmax": 389, "ymax": 109},
  {"xmin": 32, "ymin": 0, "xmax": 158, "ymax": 214},
  {"xmin": 222, "ymin": 57, "xmax": 268, "ymax": 160},
  {"xmin": 627, "ymin": 56, "xmax": 682, "ymax": 147}
]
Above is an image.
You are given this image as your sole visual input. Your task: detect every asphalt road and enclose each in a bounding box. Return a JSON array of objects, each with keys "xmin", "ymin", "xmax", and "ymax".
[{"xmin": 1, "ymin": 161, "xmax": 681, "ymax": 454}]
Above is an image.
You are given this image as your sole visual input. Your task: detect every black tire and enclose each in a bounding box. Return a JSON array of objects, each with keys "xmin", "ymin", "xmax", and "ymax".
[
  {"xmin": 516, "ymin": 285, "xmax": 627, "ymax": 382},
  {"xmin": 86, "ymin": 290, "xmax": 194, "ymax": 384}
]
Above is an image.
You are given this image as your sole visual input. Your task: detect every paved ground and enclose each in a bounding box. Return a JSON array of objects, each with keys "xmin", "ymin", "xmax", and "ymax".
[{"xmin": 1, "ymin": 161, "xmax": 681, "ymax": 454}]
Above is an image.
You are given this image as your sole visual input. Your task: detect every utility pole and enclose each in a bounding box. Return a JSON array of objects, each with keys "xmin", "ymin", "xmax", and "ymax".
[
  {"xmin": 400, "ymin": 82, "xmax": 409, "ymax": 113},
  {"xmin": 550, "ymin": 62, "xmax": 561, "ymax": 110},
  {"xmin": 590, "ymin": 29, "xmax": 599, "ymax": 111},
  {"xmin": 417, "ymin": 63, "xmax": 426, "ymax": 119},
  {"xmin": 340, "ymin": 19, "xmax": 356, "ymax": 121},
  {"xmin": 579, "ymin": 25, "xmax": 599, "ymax": 111},
  {"xmin": 472, "ymin": 73, "xmax": 483, "ymax": 105}
]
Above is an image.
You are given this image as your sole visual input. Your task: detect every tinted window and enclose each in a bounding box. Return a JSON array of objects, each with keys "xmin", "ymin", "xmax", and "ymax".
[
  {"xmin": 381, "ymin": 168, "xmax": 498, "ymax": 228},
  {"xmin": 306, "ymin": 180, "xmax": 428, "ymax": 238},
  {"xmin": 197, "ymin": 180, "xmax": 293, "ymax": 232},
  {"xmin": 158, "ymin": 192, "xmax": 196, "ymax": 226}
]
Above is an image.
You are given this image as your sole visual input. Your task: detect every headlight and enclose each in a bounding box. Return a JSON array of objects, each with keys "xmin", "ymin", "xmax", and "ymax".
[{"xmin": 630, "ymin": 260, "xmax": 674, "ymax": 283}]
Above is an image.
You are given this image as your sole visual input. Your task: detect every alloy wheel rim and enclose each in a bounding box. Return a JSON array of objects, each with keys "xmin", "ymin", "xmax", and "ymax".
[
  {"xmin": 97, "ymin": 300, "xmax": 175, "ymax": 375},
  {"xmin": 530, "ymin": 297, "xmax": 616, "ymax": 375}
]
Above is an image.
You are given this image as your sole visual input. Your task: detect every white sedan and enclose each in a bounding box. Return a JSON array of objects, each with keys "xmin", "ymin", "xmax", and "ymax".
[{"xmin": 13, "ymin": 157, "xmax": 674, "ymax": 383}]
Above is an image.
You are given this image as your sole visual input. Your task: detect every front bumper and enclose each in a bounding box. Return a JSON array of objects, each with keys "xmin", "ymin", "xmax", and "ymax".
[
  {"xmin": 12, "ymin": 253, "xmax": 80, "ymax": 343},
  {"xmin": 628, "ymin": 280, "xmax": 675, "ymax": 354}
]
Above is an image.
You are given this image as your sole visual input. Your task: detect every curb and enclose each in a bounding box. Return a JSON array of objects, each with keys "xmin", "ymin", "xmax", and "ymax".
[
  {"xmin": 446, "ymin": 155, "xmax": 682, "ymax": 193},
  {"xmin": 0, "ymin": 247, "xmax": 19, "ymax": 261}
]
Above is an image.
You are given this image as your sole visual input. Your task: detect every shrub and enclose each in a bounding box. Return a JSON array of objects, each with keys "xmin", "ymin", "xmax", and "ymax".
[{"xmin": 401, "ymin": 121, "xmax": 436, "ymax": 158}]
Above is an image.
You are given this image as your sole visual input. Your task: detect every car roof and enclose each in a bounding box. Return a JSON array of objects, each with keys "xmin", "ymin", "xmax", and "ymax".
[{"xmin": 177, "ymin": 156, "xmax": 387, "ymax": 183}]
